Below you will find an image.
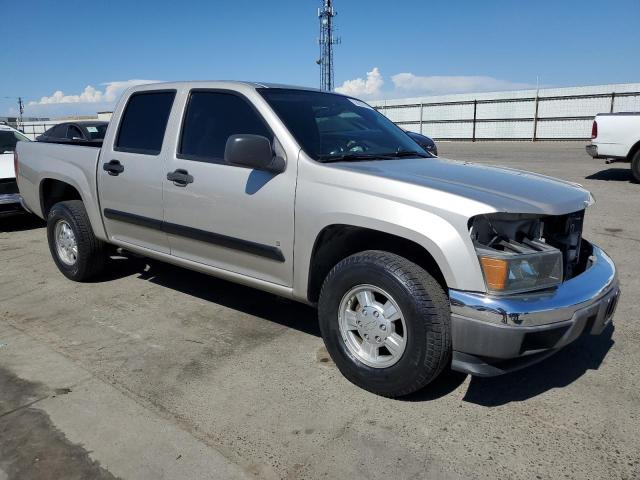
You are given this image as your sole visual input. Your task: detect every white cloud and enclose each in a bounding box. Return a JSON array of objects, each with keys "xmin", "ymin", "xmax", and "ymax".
[
  {"xmin": 21, "ymin": 79, "xmax": 161, "ymax": 117},
  {"xmin": 335, "ymin": 67, "xmax": 384, "ymax": 98},
  {"xmin": 335, "ymin": 68, "xmax": 536, "ymax": 100},
  {"xmin": 29, "ymin": 79, "xmax": 159, "ymax": 106},
  {"xmin": 391, "ymin": 73, "xmax": 535, "ymax": 96}
]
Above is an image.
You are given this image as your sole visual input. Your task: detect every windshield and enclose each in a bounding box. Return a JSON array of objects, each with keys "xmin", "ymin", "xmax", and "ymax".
[
  {"xmin": 85, "ymin": 123, "xmax": 108, "ymax": 140},
  {"xmin": 0, "ymin": 129, "xmax": 30, "ymax": 153},
  {"xmin": 258, "ymin": 89, "xmax": 429, "ymax": 162}
]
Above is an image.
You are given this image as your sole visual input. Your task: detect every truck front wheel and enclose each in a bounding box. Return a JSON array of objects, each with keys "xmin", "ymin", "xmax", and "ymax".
[
  {"xmin": 631, "ymin": 150, "xmax": 640, "ymax": 183},
  {"xmin": 47, "ymin": 200, "xmax": 107, "ymax": 281},
  {"xmin": 318, "ymin": 250, "xmax": 451, "ymax": 397}
]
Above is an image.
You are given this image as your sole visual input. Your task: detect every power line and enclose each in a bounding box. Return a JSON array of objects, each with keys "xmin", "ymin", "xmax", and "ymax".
[{"xmin": 1, "ymin": 96, "xmax": 25, "ymax": 124}]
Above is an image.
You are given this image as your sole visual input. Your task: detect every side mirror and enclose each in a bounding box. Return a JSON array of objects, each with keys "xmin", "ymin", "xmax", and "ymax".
[{"xmin": 224, "ymin": 134, "xmax": 285, "ymax": 174}]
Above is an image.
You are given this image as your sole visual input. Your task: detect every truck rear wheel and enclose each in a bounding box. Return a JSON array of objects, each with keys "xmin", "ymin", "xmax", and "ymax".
[
  {"xmin": 47, "ymin": 200, "xmax": 107, "ymax": 281},
  {"xmin": 631, "ymin": 150, "xmax": 640, "ymax": 183},
  {"xmin": 318, "ymin": 250, "xmax": 451, "ymax": 397}
]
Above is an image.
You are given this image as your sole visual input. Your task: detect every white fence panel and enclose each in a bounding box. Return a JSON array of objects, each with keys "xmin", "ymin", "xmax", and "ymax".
[
  {"xmin": 477, "ymin": 101, "xmax": 534, "ymax": 120},
  {"xmin": 371, "ymin": 83, "xmax": 640, "ymax": 140}
]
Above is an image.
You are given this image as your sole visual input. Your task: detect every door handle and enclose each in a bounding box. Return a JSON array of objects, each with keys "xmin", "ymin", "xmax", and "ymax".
[
  {"xmin": 103, "ymin": 160, "xmax": 124, "ymax": 176},
  {"xmin": 167, "ymin": 169, "xmax": 194, "ymax": 186}
]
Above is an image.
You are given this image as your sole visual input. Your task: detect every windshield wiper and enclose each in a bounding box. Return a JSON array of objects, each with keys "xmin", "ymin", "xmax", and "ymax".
[
  {"xmin": 318, "ymin": 152, "xmax": 397, "ymax": 163},
  {"xmin": 385, "ymin": 150, "xmax": 430, "ymax": 158},
  {"xmin": 318, "ymin": 149, "xmax": 430, "ymax": 163}
]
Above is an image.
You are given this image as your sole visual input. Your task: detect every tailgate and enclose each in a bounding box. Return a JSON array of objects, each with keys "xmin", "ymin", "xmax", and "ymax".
[{"xmin": 0, "ymin": 152, "xmax": 15, "ymax": 180}]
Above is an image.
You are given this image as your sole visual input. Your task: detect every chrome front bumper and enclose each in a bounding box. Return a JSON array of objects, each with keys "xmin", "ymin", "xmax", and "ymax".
[{"xmin": 449, "ymin": 242, "xmax": 620, "ymax": 376}]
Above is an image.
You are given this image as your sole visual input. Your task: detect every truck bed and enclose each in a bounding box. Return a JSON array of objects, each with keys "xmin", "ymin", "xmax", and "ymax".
[
  {"xmin": 592, "ymin": 112, "xmax": 640, "ymax": 159},
  {"xmin": 36, "ymin": 138, "xmax": 103, "ymax": 148},
  {"xmin": 16, "ymin": 141, "xmax": 103, "ymax": 229}
]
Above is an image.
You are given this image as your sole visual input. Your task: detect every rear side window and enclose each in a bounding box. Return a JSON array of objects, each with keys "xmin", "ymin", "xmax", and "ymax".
[
  {"xmin": 42, "ymin": 126, "xmax": 56, "ymax": 137},
  {"xmin": 67, "ymin": 125, "xmax": 83, "ymax": 140},
  {"xmin": 47, "ymin": 124, "xmax": 67, "ymax": 138},
  {"xmin": 116, "ymin": 91, "xmax": 176, "ymax": 155},
  {"xmin": 179, "ymin": 91, "xmax": 271, "ymax": 163}
]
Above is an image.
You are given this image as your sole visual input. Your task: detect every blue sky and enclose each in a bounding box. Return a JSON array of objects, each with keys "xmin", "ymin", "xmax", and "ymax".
[{"xmin": 2, "ymin": 0, "xmax": 639, "ymax": 117}]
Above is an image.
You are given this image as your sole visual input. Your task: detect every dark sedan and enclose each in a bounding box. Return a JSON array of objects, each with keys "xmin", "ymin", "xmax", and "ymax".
[
  {"xmin": 406, "ymin": 131, "xmax": 438, "ymax": 156},
  {"xmin": 37, "ymin": 121, "xmax": 108, "ymax": 144}
]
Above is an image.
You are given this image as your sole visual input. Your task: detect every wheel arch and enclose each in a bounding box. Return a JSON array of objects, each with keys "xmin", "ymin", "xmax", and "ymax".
[
  {"xmin": 39, "ymin": 178, "xmax": 82, "ymax": 218},
  {"xmin": 305, "ymin": 224, "xmax": 450, "ymax": 303},
  {"xmin": 627, "ymin": 139, "xmax": 640, "ymax": 162},
  {"xmin": 38, "ymin": 176, "xmax": 108, "ymax": 241}
]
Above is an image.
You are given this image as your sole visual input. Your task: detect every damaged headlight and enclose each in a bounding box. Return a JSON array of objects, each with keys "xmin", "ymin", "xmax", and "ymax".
[{"xmin": 470, "ymin": 213, "xmax": 563, "ymax": 294}]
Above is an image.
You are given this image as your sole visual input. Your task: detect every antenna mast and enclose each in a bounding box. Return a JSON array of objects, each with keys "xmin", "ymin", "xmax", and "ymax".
[
  {"xmin": 18, "ymin": 97, "xmax": 24, "ymax": 127},
  {"xmin": 317, "ymin": 0, "xmax": 340, "ymax": 91}
]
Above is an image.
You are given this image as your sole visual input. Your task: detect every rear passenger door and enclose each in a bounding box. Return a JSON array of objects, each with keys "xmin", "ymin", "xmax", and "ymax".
[
  {"xmin": 162, "ymin": 89, "xmax": 297, "ymax": 287},
  {"xmin": 98, "ymin": 90, "xmax": 176, "ymax": 253}
]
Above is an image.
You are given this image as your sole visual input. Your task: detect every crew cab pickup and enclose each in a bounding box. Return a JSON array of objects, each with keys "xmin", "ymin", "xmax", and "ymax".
[
  {"xmin": 16, "ymin": 82, "xmax": 620, "ymax": 397},
  {"xmin": 587, "ymin": 112, "xmax": 640, "ymax": 182}
]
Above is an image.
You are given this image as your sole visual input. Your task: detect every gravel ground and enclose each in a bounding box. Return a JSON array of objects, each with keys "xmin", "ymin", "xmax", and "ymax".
[{"xmin": 0, "ymin": 141, "xmax": 638, "ymax": 480}]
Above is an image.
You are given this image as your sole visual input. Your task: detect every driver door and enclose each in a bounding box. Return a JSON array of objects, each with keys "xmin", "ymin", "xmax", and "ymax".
[{"xmin": 162, "ymin": 89, "xmax": 297, "ymax": 286}]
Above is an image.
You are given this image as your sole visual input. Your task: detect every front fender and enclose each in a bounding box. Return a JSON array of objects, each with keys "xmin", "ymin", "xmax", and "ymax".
[{"xmin": 292, "ymin": 161, "xmax": 489, "ymax": 300}]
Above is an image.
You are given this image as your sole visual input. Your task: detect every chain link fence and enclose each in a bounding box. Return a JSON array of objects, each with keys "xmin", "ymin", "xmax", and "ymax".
[{"xmin": 18, "ymin": 122, "xmax": 59, "ymax": 140}]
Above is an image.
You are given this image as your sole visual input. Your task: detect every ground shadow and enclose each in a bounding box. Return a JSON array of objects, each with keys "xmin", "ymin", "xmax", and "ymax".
[
  {"xmin": 103, "ymin": 254, "xmax": 321, "ymax": 338},
  {"xmin": 94, "ymin": 253, "xmax": 614, "ymax": 402},
  {"xmin": 585, "ymin": 168, "xmax": 634, "ymax": 182},
  {"xmin": 401, "ymin": 369, "xmax": 468, "ymax": 401},
  {"xmin": 0, "ymin": 214, "xmax": 45, "ymax": 233},
  {"xmin": 461, "ymin": 324, "xmax": 614, "ymax": 407}
]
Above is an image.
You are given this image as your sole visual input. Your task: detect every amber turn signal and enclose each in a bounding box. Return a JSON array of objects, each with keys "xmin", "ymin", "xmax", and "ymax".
[{"xmin": 479, "ymin": 257, "xmax": 509, "ymax": 291}]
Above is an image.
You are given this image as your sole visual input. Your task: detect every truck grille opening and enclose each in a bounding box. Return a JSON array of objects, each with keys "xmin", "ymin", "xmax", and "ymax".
[
  {"xmin": 543, "ymin": 210, "xmax": 585, "ymax": 280},
  {"xmin": 469, "ymin": 210, "xmax": 588, "ymax": 286}
]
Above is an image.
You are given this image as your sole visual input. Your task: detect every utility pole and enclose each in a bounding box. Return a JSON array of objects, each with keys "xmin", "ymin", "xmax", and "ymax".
[
  {"xmin": 18, "ymin": 97, "xmax": 24, "ymax": 128},
  {"xmin": 317, "ymin": 0, "xmax": 340, "ymax": 91}
]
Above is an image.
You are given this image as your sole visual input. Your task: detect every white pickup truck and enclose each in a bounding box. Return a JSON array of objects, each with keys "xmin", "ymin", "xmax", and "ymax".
[
  {"xmin": 0, "ymin": 124, "xmax": 31, "ymax": 216},
  {"xmin": 586, "ymin": 112, "xmax": 640, "ymax": 181},
  {"xmin": 16, "ymin": 81, "xmax": 620, "ymax": 397}
]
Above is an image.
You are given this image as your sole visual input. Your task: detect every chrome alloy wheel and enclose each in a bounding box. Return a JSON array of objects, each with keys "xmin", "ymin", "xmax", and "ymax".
[
  {"xmin": 338, "ymin": 284, "xmax": 407, "ymax": 368},
  {"xmin": 54, "ymin": 219, "xmax": 78, "ymax": 266}
]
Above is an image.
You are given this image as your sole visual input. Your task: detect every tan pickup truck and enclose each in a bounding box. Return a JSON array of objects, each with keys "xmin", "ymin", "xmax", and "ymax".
[{"xmin": 16, "ymin": 81, "xmax": 620, "ymax": 397}]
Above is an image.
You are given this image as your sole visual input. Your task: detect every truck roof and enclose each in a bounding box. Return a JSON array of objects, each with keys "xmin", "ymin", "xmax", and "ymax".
[{"xmin": 127, "ymin": 80, "xmax": 325, "ymax": 93}]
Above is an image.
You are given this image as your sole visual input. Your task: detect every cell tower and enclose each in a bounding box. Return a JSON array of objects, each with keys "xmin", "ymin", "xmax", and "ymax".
[{"xmin": 317, "ymin": 0, "xmax": 340, "ymax": 91}]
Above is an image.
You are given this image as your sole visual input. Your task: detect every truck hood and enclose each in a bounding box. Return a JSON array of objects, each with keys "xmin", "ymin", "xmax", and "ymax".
[
  {"xmin": 332, "ymin": 157, "xmax": 593, "ymax": 216},
  {"xmin": 0, "ymin": 152, "xmax": 15, "ymax": 180}
]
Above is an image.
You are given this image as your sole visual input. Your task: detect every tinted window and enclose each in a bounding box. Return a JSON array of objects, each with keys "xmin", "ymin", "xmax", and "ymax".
[
  {"xmin": 116, "ymin": 91, "xmax": 176, "ymax": 154},
  {"xmin": 86, "ymin": 123, "xmax": 108, "ymax": 140},
  {"xmin": 48, "ymin": 124, "xmax": 68, "ymax": 138},
  {"xmin": 42, "ymin": 126, "xmax": 57, "ymax": 137},
  {"xmin": 179, "ymin": 91, "xmax": 271, "ymax": 163},
  {"xmin": 0, "ymin": 130, "xmax": 30, "ymax": 152},
  {"xmin": 67, "ymin": 125, "xmax": 84, "ymax": 140}
]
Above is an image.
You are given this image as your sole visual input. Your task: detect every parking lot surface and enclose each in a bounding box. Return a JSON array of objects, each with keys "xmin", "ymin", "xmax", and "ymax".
[{"xmin": 1, "ymin": 142, "xmax": 639, "ymax": 480}]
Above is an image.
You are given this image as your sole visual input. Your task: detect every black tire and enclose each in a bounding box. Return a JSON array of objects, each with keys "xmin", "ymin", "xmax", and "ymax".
[
  {"xmin": 631, "ymin": 150, "xmax": 640, "ymax": 183},
  {"xmin": 318, "ymin": 250, "xmax": 451, "ymax": 398},
  {"xmin": 47, "ymin": 200, "xmax": 107, "ymax": 281}
]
